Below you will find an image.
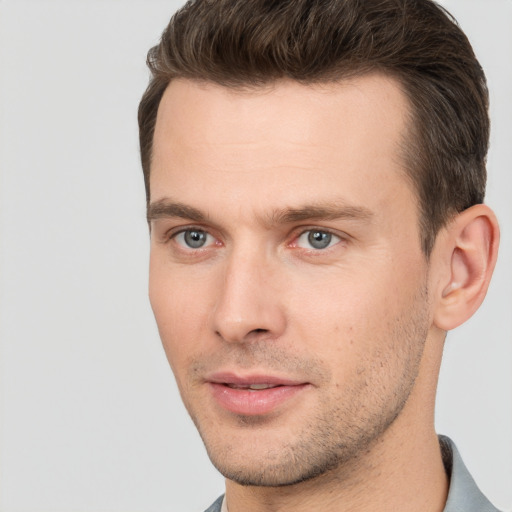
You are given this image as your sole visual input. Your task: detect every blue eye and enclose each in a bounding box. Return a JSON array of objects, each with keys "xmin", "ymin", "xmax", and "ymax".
[
  {"xmin": 175, "ymin": 229, "xmax": 213, "ymax": 249},
  {"xmin": 297, "ymin": 230, "xmax": 340, "ymax": 250}
]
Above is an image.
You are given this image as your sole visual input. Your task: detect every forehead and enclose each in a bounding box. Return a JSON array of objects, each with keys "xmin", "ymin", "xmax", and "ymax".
[
  {"xmin": 153, "ymin": 75, "xmax": 409, "ymax": 154},
  {"xmin": 150, "ymin": 75, "xmax": 414, "ymax": 217}
]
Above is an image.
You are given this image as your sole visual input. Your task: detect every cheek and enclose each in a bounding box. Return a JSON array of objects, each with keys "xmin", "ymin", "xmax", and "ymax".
[
  {"xmin": 287, "ymin": 264, "xmax": 420, "ymax": 368},
  {"xmin": 148, "ymin": 260, "xmax": 212, "ymax": 372},
  {"xmin": 289, "ymin": 269, "xmax": 385, "ymax": 334}
]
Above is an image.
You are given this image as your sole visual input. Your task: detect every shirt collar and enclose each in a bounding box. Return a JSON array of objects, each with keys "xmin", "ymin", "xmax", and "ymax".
[{"xmin": 440, "ymin": 435, "xmax": 499, "ymax": 512}]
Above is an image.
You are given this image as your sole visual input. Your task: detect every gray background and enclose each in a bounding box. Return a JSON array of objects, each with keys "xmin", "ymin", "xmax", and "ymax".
[{"xmin": 0, "ymin": 1, "xmax": 510, "ymax": 511}]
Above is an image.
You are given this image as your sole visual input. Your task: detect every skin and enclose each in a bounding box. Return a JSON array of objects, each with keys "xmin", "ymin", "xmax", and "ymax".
[{"xmin": 147, "ymin": 75, "xmax": 498, "ymax": 512}]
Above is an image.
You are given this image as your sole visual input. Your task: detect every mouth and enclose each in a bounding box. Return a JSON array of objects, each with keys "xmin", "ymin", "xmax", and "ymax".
[
  {"xmin": 206, "ymin": 373, "xmax": 309, "ymax": 416},
  {"xmin": 225, "ymin": 383, "xmax": 283, "ymax": 390}
]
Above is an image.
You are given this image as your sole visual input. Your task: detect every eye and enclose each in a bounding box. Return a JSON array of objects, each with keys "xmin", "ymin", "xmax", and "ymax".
[
  {"xmin": 174, "ymin": 229, "xmax": 215, "ymax": 249},
  {"xmin": 296, "ymin": 230, "xmax": 341, "ymax": 250}
]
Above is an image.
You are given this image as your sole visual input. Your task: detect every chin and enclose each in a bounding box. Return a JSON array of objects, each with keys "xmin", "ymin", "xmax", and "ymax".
[
  {"xmin": 210, "ymin": 453, "xmax": 342, "ymax": 487},
  {"xmin": 199, "ymin": 424, "xmax": 364, "ymax": 488}
]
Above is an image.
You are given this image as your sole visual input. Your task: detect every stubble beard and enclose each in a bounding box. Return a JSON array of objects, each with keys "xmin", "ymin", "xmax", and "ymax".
[{"xmin": 185, "ymin": 288, "xmax": 430, "ymax": 488}]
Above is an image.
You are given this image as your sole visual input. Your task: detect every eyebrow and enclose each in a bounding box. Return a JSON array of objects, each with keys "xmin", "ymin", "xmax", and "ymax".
[
  {"xmin": 267, "ymin": 203, "xmax": 374, "ymax": 226},
  {"xmin": 147, "ymin": 198, "xmax": 373, "ymax": 226},
  {"xmin": 147, "ymin": 200, "xmax": 208, "ymax": 223}
]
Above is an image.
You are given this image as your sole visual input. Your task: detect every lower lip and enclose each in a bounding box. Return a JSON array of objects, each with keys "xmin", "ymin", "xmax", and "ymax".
[{"xmin": 208, "ymin": 383, "xmax": 308, "ymax": 416}]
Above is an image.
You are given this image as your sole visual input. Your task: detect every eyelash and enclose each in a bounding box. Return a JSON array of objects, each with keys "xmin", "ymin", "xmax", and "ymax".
[
  {"xmin": 166, "ymin": 227, "xmax": 218, "ymax": 250},
  {"xmin": 293, "ymin": 229, "xmax": 343, "ymax": 251}
]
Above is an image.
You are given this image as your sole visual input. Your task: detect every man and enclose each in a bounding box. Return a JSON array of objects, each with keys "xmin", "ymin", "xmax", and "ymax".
[{"xmin": 138, "ymin": 1, "xmax": 501, "ymax": 511}]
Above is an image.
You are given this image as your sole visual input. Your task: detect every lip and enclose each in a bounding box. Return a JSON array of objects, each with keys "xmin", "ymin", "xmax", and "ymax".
[{"xmin": 206, "ymin": 372, "xmax": 310, "ymax": 416}]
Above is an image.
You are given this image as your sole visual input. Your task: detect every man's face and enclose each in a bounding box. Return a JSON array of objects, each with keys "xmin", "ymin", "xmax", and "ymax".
[{"xmin": 148, "ymin": 76, "xmax": 435, "ymax": 486}]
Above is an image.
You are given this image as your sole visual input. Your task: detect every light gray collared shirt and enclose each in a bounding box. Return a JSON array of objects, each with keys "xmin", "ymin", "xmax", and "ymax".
[
  {"xmin": 440, "ymin": 436, "xmax": 501, "ymax": 512},
  {"xmin": 204, "ymin": 436, "xmax": 501, "ymax": 512}
]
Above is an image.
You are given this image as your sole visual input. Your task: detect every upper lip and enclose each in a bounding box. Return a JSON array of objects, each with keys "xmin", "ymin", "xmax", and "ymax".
[{"xmin": 206, "ymin": 372, "xmax": 306, "ymax": 387}]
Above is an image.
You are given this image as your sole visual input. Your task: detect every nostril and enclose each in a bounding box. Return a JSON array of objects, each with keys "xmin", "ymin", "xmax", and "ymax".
[{"xmin": 215, "ymin": 327, "xmax": 270, "ymax": 343}]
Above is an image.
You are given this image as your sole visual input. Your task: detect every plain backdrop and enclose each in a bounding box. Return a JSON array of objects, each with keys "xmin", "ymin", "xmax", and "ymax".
[{"xmin": 0, "ymin": 1, "xmax": 510, "ymax": 511}]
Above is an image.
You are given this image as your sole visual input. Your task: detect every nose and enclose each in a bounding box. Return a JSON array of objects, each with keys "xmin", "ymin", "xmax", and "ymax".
[{"xmin": 211, "ymin": 250, "xmax": 287, "ymax": 343}]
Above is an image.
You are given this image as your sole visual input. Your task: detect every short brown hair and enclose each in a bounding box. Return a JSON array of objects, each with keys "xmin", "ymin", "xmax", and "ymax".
[{"xmin": 138, "ymin": 0, "xmax": 489, "ymax": 255}]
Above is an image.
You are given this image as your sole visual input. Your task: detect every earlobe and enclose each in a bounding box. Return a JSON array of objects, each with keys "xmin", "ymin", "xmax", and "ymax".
[{"xmin": 433, "ymin": 204, "xmax": 499, "ymax": 331}]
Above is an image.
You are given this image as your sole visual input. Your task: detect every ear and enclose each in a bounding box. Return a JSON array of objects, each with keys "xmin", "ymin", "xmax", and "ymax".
[{"xmin": 433, "ymin": 204, "xmax": 500, "ymax": 331}]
